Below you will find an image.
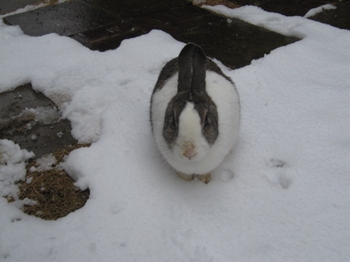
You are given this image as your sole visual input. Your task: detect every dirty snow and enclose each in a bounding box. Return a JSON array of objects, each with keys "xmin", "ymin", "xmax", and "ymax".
[{"xmin": 1, "ymin": 5, "xmax": 350, "ymax": 262}]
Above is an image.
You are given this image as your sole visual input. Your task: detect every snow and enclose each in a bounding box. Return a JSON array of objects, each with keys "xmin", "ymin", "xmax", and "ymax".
[
  {"xmin": 0, "ymin": 139, "xmax": 34, "ymax": 200},
  {"xmin": 1, "ymin": 5, "xmax": 350, "ymax": 262},
  {"xmin": 304, "ymin": 4, "xmax": 336, "ymax": 18},
  {"xmin": 31, "ymin": 153, "xmax": 57, "ymax": 172}
]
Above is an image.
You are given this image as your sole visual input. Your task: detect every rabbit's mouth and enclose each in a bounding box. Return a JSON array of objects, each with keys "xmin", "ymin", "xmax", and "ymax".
[
  {"xmin": 177, "ymin": 147, "xmax": 203, "ymax": 163},
  {"xmin": 179, "ymin": 154, "xmax": 198, "ymax": 163}
]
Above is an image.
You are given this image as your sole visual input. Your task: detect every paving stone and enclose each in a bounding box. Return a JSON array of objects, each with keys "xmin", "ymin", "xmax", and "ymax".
[
  {"xmin": 0, "ymin": 84, "xmax": 77, "ymax": 158},
  {"xmin": 85, "ymin": 0, "xmax": 190, "ymax": 19},
  {"xmin": 3, "ymin": 0, "xmax": 116, "ymax": 36},
  {"xmin": 70, "ymin": 21, "xmax": 145, "ymax": 51}
]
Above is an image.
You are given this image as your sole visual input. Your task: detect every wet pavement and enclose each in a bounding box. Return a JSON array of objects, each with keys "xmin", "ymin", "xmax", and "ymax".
[
  {"xmin": 0, "ymin": 84, "xmax": 76, "ymax": 158},
  {"xmin": 1, "ymin": 0, "xmax": 350, "ymax": 157}
]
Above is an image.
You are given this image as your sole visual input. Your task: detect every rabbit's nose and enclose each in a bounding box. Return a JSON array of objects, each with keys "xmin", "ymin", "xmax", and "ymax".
[{"xmin": 183, "ymin": 142, "xmax": 196, "ymax": 159}]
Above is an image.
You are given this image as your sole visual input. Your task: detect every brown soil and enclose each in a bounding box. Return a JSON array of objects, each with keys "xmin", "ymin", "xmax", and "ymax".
[{"xmin": 18, "ymin": 143, "xmax": 90, "ymax": 220}]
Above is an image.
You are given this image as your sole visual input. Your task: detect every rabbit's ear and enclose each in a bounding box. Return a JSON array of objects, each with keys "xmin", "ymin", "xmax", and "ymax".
[{"xmin": 178, "ymin": 43, "xmax": 207, "ymax": 94}]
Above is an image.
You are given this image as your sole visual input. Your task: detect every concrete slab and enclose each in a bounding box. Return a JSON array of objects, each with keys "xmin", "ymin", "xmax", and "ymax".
[
  {"xmin": 0, "ymin": 84, "xmax": 76, "ymax": 158},
  {"xmin": 3, "ymin": 0, "xmax": 116, "ymax": 36}
]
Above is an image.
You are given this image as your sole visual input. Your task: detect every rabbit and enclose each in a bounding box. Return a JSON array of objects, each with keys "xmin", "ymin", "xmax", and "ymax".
[{"xmin": 150, "ymin": 43, "xmax": 240, "ymax": 183}]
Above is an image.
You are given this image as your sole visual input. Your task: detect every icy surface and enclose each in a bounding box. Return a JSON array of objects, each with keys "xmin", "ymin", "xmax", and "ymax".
[{"xmin": 0, "ymin": 5, "xmax": 350, "ymax": 262}]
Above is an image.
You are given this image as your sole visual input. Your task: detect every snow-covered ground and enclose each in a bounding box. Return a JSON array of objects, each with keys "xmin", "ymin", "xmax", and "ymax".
[{"xmin": 1, "ymin": 5, "xmax": 350, "ymax": 262}]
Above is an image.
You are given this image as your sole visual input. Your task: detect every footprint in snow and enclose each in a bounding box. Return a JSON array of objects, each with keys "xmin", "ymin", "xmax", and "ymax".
[
  {"xmin": 220, "ymin": 169, "xmax": 234, "ymax": 182},
  {"xmin": 109, "ymin": 201, "xmax": 125, "ymax": 215},
  {"xmin": 264, "ymin": 159, "xmax": 291, "ymax": 189},
  {"xmin": 267, "ymin": 158, "xmax": 287, "ymax": 168}
]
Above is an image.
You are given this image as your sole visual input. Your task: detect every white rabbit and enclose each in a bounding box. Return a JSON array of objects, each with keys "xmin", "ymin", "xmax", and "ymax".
[{"xmin": 150, "ymin": 43, "xmax": 240, "ymax": 183}]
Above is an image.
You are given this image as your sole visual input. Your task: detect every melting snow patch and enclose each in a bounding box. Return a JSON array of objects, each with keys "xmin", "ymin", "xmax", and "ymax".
[
  {"xmin": 25, "ymin": 106, "xmax": 60, "ymax": 125},
  {"xmin": 33, "ymin": 153, "xmax": 57, "ymax": 171},
  {"xmin": 0, "ymin": 139, "xmax": 34, "ymax": 200}
]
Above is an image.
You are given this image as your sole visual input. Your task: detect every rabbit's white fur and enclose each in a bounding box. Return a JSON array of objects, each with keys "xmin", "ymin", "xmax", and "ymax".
[
  {"xmin": 174, "ymin": 102, "xmax": 211, "ymax": 162},
  {"xmin": 151, "ymin": 70, "xmax": 240, "ymax": 175}
]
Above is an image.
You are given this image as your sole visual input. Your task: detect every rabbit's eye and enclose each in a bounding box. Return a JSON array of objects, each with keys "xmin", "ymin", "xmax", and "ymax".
[
  {"xmin": 166, "ymin": 115, "xmax": 177, "ymax": 132},
  {"xmin": 172, "ymin": 114, "xmax": 178, "ymax": 127},
  {"xmin": 203, "ymin": 113, "xmax": 211, "ymax": 129}
]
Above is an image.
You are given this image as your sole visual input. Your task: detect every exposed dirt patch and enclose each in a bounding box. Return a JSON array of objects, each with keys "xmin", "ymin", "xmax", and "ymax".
[{"xmin": 18, "ymin": 143, "xmax": 90, "ymax": 220}]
